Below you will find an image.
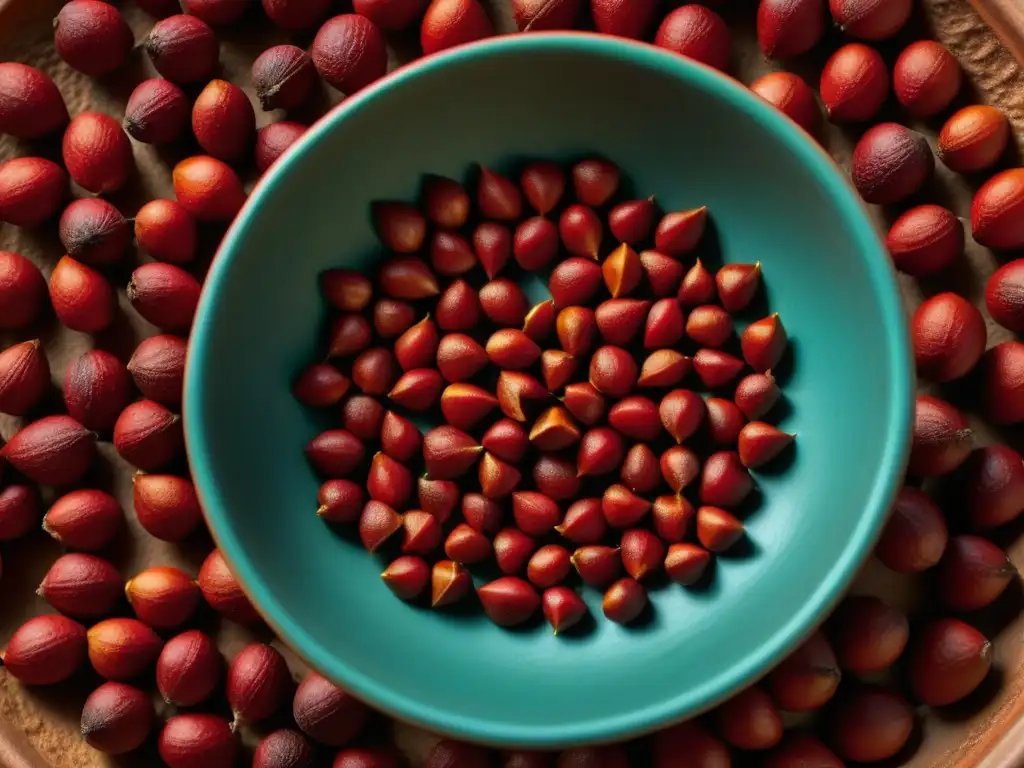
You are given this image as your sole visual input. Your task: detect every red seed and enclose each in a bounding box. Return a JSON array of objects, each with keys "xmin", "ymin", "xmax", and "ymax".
[
  {"xmin": 829, "ymin": 595, "xmax": 908, "ymax": 674},
  {"xmin": 430, "ymin": 231, "xmax": 476, "ymax": 277},
  {"xmin": 43, "ymin": 489, "xmax": 121, "ymax": 551},
  {"xmin": 655, "ymin": 5, "xmax": 731, "ymax": 71},
  {"xmin": 620, "ymin": 529, "xmax": 665, "ymax": 581},
  {"xmin": 181, "ymin": 0, "xmax": 247, "ymax": 24},
  {"xmin": 63, "ymin": 112, "xmax": 132, "ymax": 194},
  {"xmin": 374, "ymin": 204, "xmax": 428, "ymax": 255},
  {"xmin": 987, "ymin": 259, "xmax": 1024, "ymax": 334},
  {"xmin": 820, "ymin": 43, "xmax": 889, "ymax": 122},
  {"xmin": 829, "ymin": 0, "xmax": 911, "ymax": 40},
  {"xmin": 159, "ymin": 714, "xmax": 237, "ymax": 768},
  {"xmin": 875, "ymin": 485, "xmax": 947, "ymax": 573},
  {"xmin": 757, "ymin": 0, "xmax": 825, "ymax": 59},
  {"xmin": 0, "ymin": 62, "xmax": 68, "ymax": 139},
  {"xmin": 474, "ymin": 222, "xmax": 513, "ymax": 279},
  {"xmin": 637, "ymin": 349, "xmax": 690, "ymax": 389},
  {"xmin": 750, "ymin": 71, "xmax": 821, "ymax": 135},
  {"xmin": 705, "ymin": 398, "xmax": 745, "ymax": 447},
  {"xmin": 958, "ymin": 444, "xmax": 1024, "ymax": 530},
  {"xmin": 609, "ymin": 197, "xmax": 657, "ymax": 244},
  {"xmin": 652, "ymin": 722, "xmax": 730, "ymax": 768},
  {"xmin": 294, "ymin": 363, "xmax": 349, "ymax": 408},
  {"xmin": 293, "ymin": 673, "xmax": 368, "ymax": 746},
  {"xmin": 697, "ymin": 505, "xmax": 745, "ymax": 551},
  {"xmin": 488, "ymin": 328, "xmax": 542, "ymax": 370},
  {"xmin": 437, "ymin": 333, "xmax": 488, "ymax": 382},
  {"xmin": 426, "ymin": 741, "xmax": 492, "ymax": 768},
  {"xmin": 664, "ymin": 542, "xmax": 709, "ymax": 586},
  {"xmin": 540, "ymin": 350, "xmax": 578, "ymax": 393},
  {"xmin": 738, "ymin": 421, "xmax": 794, "ymax": 468},
  {"xmin": 38, "ymin": 553, "xmax": 122, "ymax": 619},
  {"xmin": 256, "ymin": 122, "xmax": 308, "ymax": 174},
  {"xmin": 894, "ymin": 40, "xmax": 962, "ymax": 117},
  {"xmin": 982, "ymin": 341, "xmax": 1024, "ymax": 424},
  {"xmin": 660, "ymin": 445, "xmax": 701, "ymax": 493},
  {"xmin": 388, "ymin": 368, "xmax": 443, "ymax": 412},
  {"xmin": 479, "ymin": 452, "xmax": 522, "ymax": 499},
  {"xmin": 81, "ymin": 681, "xmax": 155, "ymax": 755},
  {"xmin": 134, "ymin": 473, "xmax": 201, "ymax": 544},
  {"xmin": 0, "ymin": 339, "xmax": 48, "ymax": 416},
  {"xmin": 0, "ymin": 250, "xmax": 47, "ymax": 329},
  {"xmin": 478, "ymin": 166, "xmax": 523, "ymax": 221},
  {"xmin": 359, "ymin": 501, "xmax": 403, "ymax": 553},
  {"xmin": 444, "ymin": 522, "xmax": 492, "ymax": 564},
  {"xmin": 372, "ymin": 300, "xmax": 416, "ymax": 339},
  {"xmin": 830, "ymin": 686, "xmax": 914, "ymax": 763},
  {"xmin": 59, "ymin": 198, "xmax": 130, "ymax": 266},
  {"xmin": 913, "ymin": 292, "xmax": 986, "ymax": 382},
  {"xmin": 851, "ymin": 123, "xmax": 935, "ymax": 205},
  {"xmin": 49, "ymin": 255, "xmax": 115, "ymax": 333},
  {"xmin": 312, "ymin": 14, "xmax": 387, "ymax": 94},
  {"xmin": 514, "ymin": 217, "xmax": 559, "ymax": 271},
  {"xmin": 418, "ymin": 477, "xmax": 460, "ymax": 523},
  {"xmin": 678, "ymin": 258, "xmax": 716, "ymax": 307},
  {"xmin": 521, "ymin": 161, "xmax": 565, "ymax": 215},
  {"xmin": 198, "ymin": 549, "xmax": 260, "ymax": 624},
  {"xmin": 621, "ymin": 444, "xmax": 661, "ymax": 494},
  {"xmin": 644, "ymin": 297, "xmax": 685, "ymax": 349},
  {"xmin": 527, "ymin": 544, "xmax": 572, "ymax": 588},
  {"xmin": 577, "ymin": 427, "xmax": 624, "ymax": 477},
  {"xmin": 312, "ymin": 428, "xmax": 367, "ymax": 477},
  {"xmin": 436, "ymin": 279, "xmax": 480, "ymax": 331},
  {"xmin": 909, "ymin": 619, "xmax": 991, "ymax": 706},
  {"xmin": 1, "ymin": 614, "xmax": 87, "ymax": 685},
  {"xmin": 715, "ymin": 262, "xmax": 761, "ymax": 313},
  {"xmin": 423, "ymin": 425, "xmax": 483, "ymax": 479},
  {"xmin": 766, "ymin": 630, "xmax": 841, "ymax": 712},
  {"xmin": 887, "ymin": 204, "xmax": 963, "ymax": 277},
  {"xmin": 572, "ymin": 545, "xmax": 622, "ymax": 587},
  {"xmin": 254, "ymin": 730, "xmax": 315, "ymax": 768},
  {"xmin": 533, "ymin": 454, "xmax": 581, "ymax": 500},
  {"xmin": 352, "ymin": 348, "xmax": 398, "ymax": 395},
  {"xmin": 0, "ymin": 157, "xmax": 66, "ymax": 228},
  {"xmin": 482, "ymin": 419, "xmax": 530, "ymax": 464},
  {"xmin": 591, "ymin": 0, "xmax": 658, "ymax": 38},
  {"xmin": 659, "ymin": 388, "xmax": 705, "ymax": 443},
  {"xmin": 938, "ymin": 535, "xmax": 1015, "ymax": 611},
  {"xmin": 653, "ymin": 495, "xmax": 694, "ymax": 543},
  {"xmin": 556, "ymin": 498, "xmax": 607, "ymax": 544},
  {"xmin": 2, "ymin": 415, "xmax": 96, "ymax": 486},
  {"xmin": 227, "ymin": 643, "xmax": 291, "ymax": 725},
  {"xmin": 559, "ymin": 204, "xmax": 603, "ymax": 259},
  {"xmin": 87, "ymin": 617, "xmax": 163, "ymax": 681},
  {"xmin": 640, "ymin": 249, "xmax": 686, "ymax": 298},
  {"xmin": 420, "ymin": 0, "xmax": 494, "ymax": 54},
  {"xmin": 512, "ymin": 0, "xmax": 581, "ymax": 30},
  {"xmin": 714, "ymin": 685, "xmax": 783, "ymax": 750},
  {"xmin": 441, "ymin": 383, "xmax": 499, "ymax": 430},
  {"xmin": 542, "ymin": 587, "xmax": 587, "ymax": 635},
  {"xmin": 431, "ymin": 560, "xmax": 472, "ymax": 607},
  {"xmin": 765, "ymin": 733, "xmax": 842, "ymax": 768},
  {"xmin": 512, "ymin": 491, "xmax": 562, "ymax": 536},
  {"xmin": 381, "ymin": 555, "xmax": 430, "ymax": 600},
  {"xmin": 595, "ymin": 298, "xmax": 650, "ymax": 346},
  {"xmin": 589, "ymin": 345, "xmax": 637, "ymax": 398},
  {"xmin": 734, "ymin": 372, "xmax": 780, "ymax": 420},
  {"xmin": 561, "ymin": 381, "xmax": 606, "ymax": 426},
  {"xmin": 602, "ymin": 484, "xmax": 650, "ymax": 528},
  {"xmin": 401, "ymin": 511, "xmax": 442, "ymax": 555},
  {"xmin": 125, "ymin": 566, "xmax": 201, "ymax": 629},
  {"xmin": 54, "ymin": 0, "xmax": 133, "ymax": 77},
  {"xmin": 318, "ymin": 480, "xmax": 365, "ymax": 523},
  {"xmin": 571, "ymin": 158, "xmax": 619, "ymax": 207},
  {"xmin": 135, "ymin": 199, "xmax": 197, "ymax": 265},
  {"xmin": 172, "ymin": 155, "xmax": 246, "ymax": 221},
  {"xmin": 0, "ymin": 485, "xmax": 41, "ymax": 542},
  {"xmin": 367, "ymin": 452, "xmax": 414, "ymax": 509},
  {"xmin": 128, "ymin": 334, "xmax": 187, "ymax": 405},
  {"xmin": 264, "ymin": 0, "xmax": 332, "ymax": 29},
  {"xmin": 602, "ymin": 577, "xmax": 647, "ymax": 624},
  {"xmin": 252, "ymin": 45, "xmax": 316, "ymax": 111},
  {"xmin": 479, "ymin": 577, "xmax": 540, "ymax": 626},
  {"xmin": 156, "ymin": 630, "xmax": 221, "ymax": 706},
  {"xmin": 602, "ymin": 243, "xmax": 642, "ymax": 298},
  {"xmin": 494, "ymin": 528, "xmax": 536, "ymax": 575},
  {"xmin": 550, "ymin": 257, "xmax": 604, "ymax": 309},
  {"xmin": 686, "ymin": 305, "xmax": 733, "ymax": 348},
  {"xmin": 113, "ymin": 400, "xmax": 184, "ymax": 471},
  {"xmin": 497, "ymin": 371, "xmax": 549, "ymax": 421},
  {"xmin": 939, "ymin": 104, "xmax": 1010, "ymax": 174},
  {"xmin": 144, "ymin": 15, "xmax": 219, "ymax": 83},
  {"xmin": 909, "ymin": 395, "xmax": 972, "ymax": 477},
  {"xmin": 479, "ymin": 279, "xmax": 528, "ymax": 326},
  {"xmin": 129, "ymin": 262, "xmax": 201, "ymax": 331}
]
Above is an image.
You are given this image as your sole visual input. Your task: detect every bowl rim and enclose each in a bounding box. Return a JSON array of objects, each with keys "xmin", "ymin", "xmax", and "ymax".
[{"xmin": 185, "ymin": 31, "xmax": 913, "ymax": 748}]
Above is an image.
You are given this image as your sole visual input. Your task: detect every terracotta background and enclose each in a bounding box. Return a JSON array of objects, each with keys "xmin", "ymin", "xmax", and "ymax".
[{"xmin": 1, "ymin": 0, "xmax": 1024, "ymax": 765}]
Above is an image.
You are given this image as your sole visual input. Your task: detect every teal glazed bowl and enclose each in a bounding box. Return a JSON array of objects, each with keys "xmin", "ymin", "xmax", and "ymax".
[{"xmin": 185, "ymin": 34, "xmax": 912, "ymax": 747}]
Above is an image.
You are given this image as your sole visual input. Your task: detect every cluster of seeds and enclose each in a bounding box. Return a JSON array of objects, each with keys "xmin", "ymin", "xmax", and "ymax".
[{"xmin": 297, "ymin": 156, "xmax": 795, "ymax": 632}]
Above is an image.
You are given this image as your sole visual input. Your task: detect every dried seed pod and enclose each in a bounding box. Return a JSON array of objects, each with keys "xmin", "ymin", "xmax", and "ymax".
[
  {"xmin": 49, "ymin": 256, "xmax": 116, "ymax": 333},
  {"xmin": 87, "ymin": 618, "xmax": 163, "ymax": 680},
  {"xmin": 851, "ymin": 123, "xmax": 934, "ymax": 204},
  {"xmin": 63, "ymin": 112, "xmax": 132, "ymax": 194},
  {"xmin": 602, "ymin": 484, "xmax": 650, "ymax": 528},
  {"xmin": 479, "ymin": 278, "xmax": 528, "ymax": 326},
  {"xmin": 609, "ymin": 197, "xmax": 657, "ymax": 244},
  {"xmin": 556, "ymin": 498, "xmax": 607, "ymax": 545},
  {"xmin": 559, "ymin": 204, "xmax": 602, "ymax": 259},
  {"xmin": 254, "ymin": 729, "xmax": 315, "ymax": 768},
  {"xmin": 894, "ymin": 40, "xmax": 962, "ymax": 117},
  {"xmin": 909, "ymin": 619, "xmax": 991, "ymax": 706},
  {"xmin": 113, "ymin": 400, "xmax": 184, "ymax": 471},
  {"xmin": 602, "ymin": 577, "xmax": 647, "ymax": 624},
  {"xmin": 939, "ymin": 105, "xmax": 1010, "ymax": 173},
  {"xmin": 133, "ymin": 473, "xmax": 202, "ymax": 542},
  {"xmin": 938, "ymin": 535, "xmax": 1015, "ymax": 611},
  {"xmin": 38, "ymin": 553, "xmax": 122, "ymax": 619},
  {"xmin": 81, "ymin": 681, "xmax": 154, "ymax": 755},
  {"xmin": 0, "ymin": 157, "xmax": 67, "ymax": 228},
  {"xmin": 986, "ymin": 259, "xmax": 1024, "ymax": 334},
  {"xmin": 351, "ymin": 348, "xmax": 398, "ymax": 396},
  {"xmin": 135, "ymin": 199, "xmax": 197, "ymax": 265},
  {"xmin": 887, "ymin": 204, "xmax": 963, "ymax": 277},
  {"xmin": 602, "ymin": 243, "xmax": 642, "ymax": 298},
  {"xmin": 654, "ymin": 5, "xmax": 731, "ymax": 72},
  {"xmin": 144, "ymin": 15, "xmax": 218, "ymax": 83},
  {"xmin": 159, "ymin": 714, "xmax": 237, "ymax": 768},
  {"xmin": 875, "ymin": 485, "xmax": 947, "ymax": 573},
  {"xmin": 514, "ymin": 216, "xmax": 559, "ymax": 271},
  {"xmin": 715, "ymin": 685, "xmax": 783, "ymax": 750},
  {"xmin": 43, "ymin": 489, "xmax": 121, "ymax": 551},
  {"xmin": 252, "ymin": 45, "xmax": 316, "ymax": 111},
  {"xmin": 829, "ymin": 595, "xmax": 908, "ymax": 674},
  {"xmin": 125, "ymin": 566, "xmax": 200, "ymax": 629},
  {"xmin": 527, "ymin": 544, "xmax": 572, "ymax": 588},
  {"xmin": 198, "ymin": 549, "xmax": 260, "ymax": 624},
  {"xmin": 2, "ymin": 415, "xmax": 96, "ymax": 486},
  {"xmin": 474, "ymin": 221, "xmax": 513, "ymax": 279},
  {"xmin": 0, "ymin": 485, "xmax": 41, "ymax": 541},
  {"xmin": 494, "ymin": 529, "xmax": 536, "ymax": 575},
  {"xmin": 572, "ymin": 545, "xmax": 622, "ymax": 587},
  {"xmin": 0, "ymin": 62, "xmax": 68, "ymax": 139},
  {"xmin": 820, "ymin": 43, "xmax": 889, "ymax": 122},
  {"xmin": 767, "ymin": 630, "xmax": 841, "ymax": 712},
  {"xmin": 638, "ymin": 349, "xmax": 691, "ymax": 389},
  {"xmin": 0, "ymin": 339, "xmax": 48, "ymax": 416},
  {"xmin": 571, "ymin": 158, "xmax": 619, "ymax": 207},
  {"xmin": 54, "ymin": 0, "xmax": 133, "ymax": 76},
  {"xmin": 697, "ymin": 505, "xmax": 745, "ymax": 551},
  {"xmin": 172, "ymin": 155, "xmax": 246, "ymax": 222},
  {"xmin": 958, "ymin": 444, "xmax": 1024, "ymax": 530},
  {"xmin": 520, "ymin": 161, "xmax": 565, "ymax": 215},
  {"xmin": 621, "ymin": 444, "xmax": 661, "ymax": 494},
  {"xmin": 156, "ymin": 630, "xmax": 221, "ymax": 706},
  {"xmin": 424, "ymin": 425, "xmax": 483, "ymax": 479},
  {"xmin": 533, "ymin": 454, "xmax": 581, "ymax": 500},
  {"xmin": 58, "ymin": 198, "xmax": 131, "ymax": 266},
  {"xmin": 381, "ymin": 555, "xmax": 430, "ymax": 600},
  {"xmin": 312, "ymin": 14, "xmax": 387, "ymax": 94},
  {"xmin": 982, "ymin": 341, "xmax": 1024, "ymax": 424},
  {"xmin": 659, "ymin": 388, "xmax": 705, "ymax": 443},
  {"xmin": 561, "ymin": 381, "xmax": 606, "ymax": 426},
  {"xmin": 829, "ymin": 0, "xmax": 911, "ymax": 39},
  {"xmin": 589, "ymin": 345, "xmax": 637, "ymax": 398},
  {"xmin": 909, "ymin": 395, "xmax": 972, "ymax": 477},
  {"xmin": 497, "ymin": 371, "xmax": 549, "ymax": 421},
  {"xmin": 829, "ymin": 686, "xmax": 914, "ymax": 763},
  {"xmin": 973, "ymin": 168, "xmax": 1024, "ymax": 252},
  {"xmin": 227, "ymin": 643, "xmax": 291, "ymax": 726},
  {"xmin": 757, "ymin": 0, "xmax": 825, "ymax": 59},
  {"xmin": 542, "ymin": 587, "xmax": 587, "ymax": 635},
  {"xmin": 750, "ymin": 71, "xmax": 821, "ymax": 135},
  {"xmin": 1, "ymin": 614, "xmax": 87, "ymax": 684},
  {"xmin": 256, "ymin": 121, "xmax": 307, "ymax": 173}
]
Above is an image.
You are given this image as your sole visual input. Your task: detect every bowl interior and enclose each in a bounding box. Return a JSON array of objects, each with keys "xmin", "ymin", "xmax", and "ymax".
[{"xmin": 186, "ymin": 35, "xmax": 911, "ymax": 747}]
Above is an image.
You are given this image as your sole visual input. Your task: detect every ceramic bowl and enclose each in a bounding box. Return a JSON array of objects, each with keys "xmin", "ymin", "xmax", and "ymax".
[{"xmin": 185, "ymin": 33, "xmax": 912, "ymax": 747}]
